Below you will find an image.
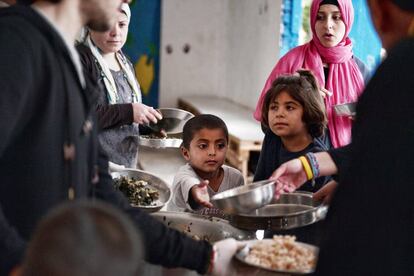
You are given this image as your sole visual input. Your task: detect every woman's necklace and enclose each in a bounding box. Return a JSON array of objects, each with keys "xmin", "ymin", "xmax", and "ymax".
[{"xmin": 121, "ymin": 72, "xmax": 138, "ymax": 102}]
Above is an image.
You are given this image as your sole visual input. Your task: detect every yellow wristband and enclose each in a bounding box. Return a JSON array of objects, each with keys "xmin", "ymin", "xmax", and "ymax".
[{"xmin": 299, "ymin": 156, "xmax": 313, "ymax": 181}]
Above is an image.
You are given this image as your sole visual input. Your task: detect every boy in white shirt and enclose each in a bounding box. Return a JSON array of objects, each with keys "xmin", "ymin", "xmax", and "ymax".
[{"xmin": 170, "ymin": 114, "xmax": 244, "ymax": 217}]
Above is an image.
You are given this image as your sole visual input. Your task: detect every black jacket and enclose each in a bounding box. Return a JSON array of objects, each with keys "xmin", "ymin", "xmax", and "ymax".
[
  {"xmin": 77, "ymin": 44, "xmax": 152, "ymax": 135},
  {"xmin": 77, "ymin": 44, "xmax": 135, "ymax": 130},
  {"xmin": 0, "ymin": 6, "xmax": 211, "ymax": 275},
  {"xmin": 254, "ymin": 129, "xmax": 331, "ymax": 192},
  {"xmin": 316, "ymin": 38, "xmax": 414, "ymax": 275}
]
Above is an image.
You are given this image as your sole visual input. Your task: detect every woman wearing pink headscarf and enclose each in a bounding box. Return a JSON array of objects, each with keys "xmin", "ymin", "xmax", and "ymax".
[{"xmin": 254, "ymin": 0, "xmax": 369, "ymax": 148}]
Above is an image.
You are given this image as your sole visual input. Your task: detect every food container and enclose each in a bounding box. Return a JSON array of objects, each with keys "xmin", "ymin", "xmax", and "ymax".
[
  {"xmin": 111, "ymin": 169, "xmax": 172, "ymax": 212},
  {"xmin": 333, "ymin": 102, "xmax": 357, "ymax": 117},
  {"xmin": 139, "ymin": 108, "xmax": 194, "ymax": 148},
  {"xmin": 235, "ymin": 238, "xmax": 319, "ymax": 274},
  {"xmin": 229, "ymin": 192, "xmax": 328, "ymax": 231},
  {"xmin": 151, "ymin": 211, "xmax": 255, "ymax": 243},
  {"xmin": 211, "ymin": 180, "xmax": 275, "ymax": 215},
  {"xmin": 148, "ymin": 108, "xmax": 194, "ymax": 134}
]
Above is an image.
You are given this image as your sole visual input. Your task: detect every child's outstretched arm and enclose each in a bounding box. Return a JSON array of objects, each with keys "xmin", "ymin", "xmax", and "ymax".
[
  {"xmin": 270, "ymin": 151, "xmax": 338, "ymax": 198},
  {"xmin": 189, "ymin": 180, "xmax": 213, "ymax": 209}
]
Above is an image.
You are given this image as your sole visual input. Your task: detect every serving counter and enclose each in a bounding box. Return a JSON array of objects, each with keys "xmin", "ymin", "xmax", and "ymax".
[{"xmin": 142, "ymin": 258, "xmax": 288, "ymax": 276}]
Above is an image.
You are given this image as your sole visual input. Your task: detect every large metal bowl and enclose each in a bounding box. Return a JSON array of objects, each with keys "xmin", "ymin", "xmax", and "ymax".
[
  {"xmin": 211, "ymin": 180, "xmax": 275, "ymax": 215},
  {"xmin": 229, "ymin": 192, "xmax": 328, "ymax": 231},
  {"xmin": 152, "ymin": 211, "xmax": 255, "ymax": 243},
  {"xmin": 149, "ymin": 108, "xmax": 194, "ymax": 134},
  {"xmin": 111, "ymin": 169, "xmax": 171, "ymax": 212},
  {"xmin": 333, "ymin": 102, "xmax": 356, "ymax": 117}
]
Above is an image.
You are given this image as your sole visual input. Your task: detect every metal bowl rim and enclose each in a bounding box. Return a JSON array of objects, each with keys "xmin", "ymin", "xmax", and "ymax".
[
  {"xmin": 153, "ymin": 210, "xmax": 232, "ymax": 224},
  {"xmin": 211, "ymin": 179, "xmax": 275, "ymax": 201},
  {"xmin": 157, "ymin": 107, "xmax": 195, "ymax": 118},
  {"xmin": 152, "ymin": 211, "xmax": 256, "ymax": 241},
  {"xmin": 235, "ymin": 203, "xmax": 320, "ymax": 218},
  {"xmin": 234, "ymin": 192, "xmax": 321, "ymax": 218},
  {"xmin": 138, "ymin": 136, "xmax": 182, "ymax": 148}
]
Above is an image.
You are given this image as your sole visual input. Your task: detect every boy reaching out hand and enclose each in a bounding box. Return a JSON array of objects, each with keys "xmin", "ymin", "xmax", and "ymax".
[{"xmin": 170, "ymin": 114, "xmax": 244, "ymax": 217}]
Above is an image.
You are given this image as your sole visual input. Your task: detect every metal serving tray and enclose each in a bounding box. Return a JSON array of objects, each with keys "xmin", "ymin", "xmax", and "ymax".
[
  {"xmin": 152, "ymin": 211, "xmax": 255, "ymax": 243},
  {"xmin": 229, "ymin": 192, "xmax": 328, "ymax": 231}
]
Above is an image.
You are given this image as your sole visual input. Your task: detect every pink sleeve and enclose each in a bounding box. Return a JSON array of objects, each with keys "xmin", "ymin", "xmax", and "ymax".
[
  {"xmin": 253, "ymin": 70, "xmax": 278, "ymax": 121},
  {"xmin": 253, "ymin": 57, "xmax": 292, "ymax": 121},
  {"xmin": 253, "ymin": 45, "xmax": 307, "ymax": 122}
]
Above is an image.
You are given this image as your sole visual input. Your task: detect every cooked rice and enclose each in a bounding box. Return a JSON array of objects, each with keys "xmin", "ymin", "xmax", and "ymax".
[{"xmin": 245, "ymin": 235, "xmax": 316, "ymax": 272}]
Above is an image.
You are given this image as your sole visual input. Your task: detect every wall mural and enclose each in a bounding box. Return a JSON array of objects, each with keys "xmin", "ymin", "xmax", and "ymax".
[{"xmin": 123, "ymin": 0, "xmax": 161, "ymax": 108}]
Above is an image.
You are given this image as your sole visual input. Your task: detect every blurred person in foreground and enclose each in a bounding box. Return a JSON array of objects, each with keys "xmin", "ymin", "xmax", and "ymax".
[
  {"xmin": 0, "ymin": 0, "xmax": 240, "ymax": 275},
  {"xmin": 15, "ymin": 200, "xmax": 143, "ymax": 276},
  {"xmin": 270, "ymin": 0, "xmax": 414, "ymax": 274},
  {"xmin": 0, "ymin": 0, "xmax": 15, "ymax": 8}
]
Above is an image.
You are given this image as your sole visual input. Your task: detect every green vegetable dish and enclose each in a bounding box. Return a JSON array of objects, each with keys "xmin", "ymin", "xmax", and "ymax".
[{"xmin": 114, "ymin": 176, "xmax": 160, "ymax": 206}]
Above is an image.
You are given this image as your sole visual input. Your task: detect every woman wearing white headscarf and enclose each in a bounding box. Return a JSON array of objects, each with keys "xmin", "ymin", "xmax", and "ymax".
[{"xmin": 79, "ymin": 4, "xmax": 161, "ymax": 168}]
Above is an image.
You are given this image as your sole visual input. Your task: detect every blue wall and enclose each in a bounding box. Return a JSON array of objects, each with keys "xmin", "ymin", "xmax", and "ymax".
[
  {"xmin": 280, "ymin": 0, "xmax": 303, "ymax": 57},
  {"xmin": 349, "ymin": 0, "xmax": 381, "ymax": 71},
  {"xmin": 123, "ymin": 0, "xmax": 161, "ymax": 108}
]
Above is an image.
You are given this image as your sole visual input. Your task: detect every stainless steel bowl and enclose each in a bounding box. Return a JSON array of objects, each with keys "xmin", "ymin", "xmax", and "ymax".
[
  {"xmin": 211, "ymin": 180, "xmax": 275, "ymax": 215},
  {"xmin": 111, "ymin": 169, "xmax": 171, "ymax": 212},
  {"xmin": 333, "ymin": 102, "xmax": 357, "ymax": 117},
  {"xmin": 152, "ymin": 211, "xmax": 255, "ymax": 242},
  {"xmin": 149, "ymin": 108, "xmax": 194, "ymax": 134}
]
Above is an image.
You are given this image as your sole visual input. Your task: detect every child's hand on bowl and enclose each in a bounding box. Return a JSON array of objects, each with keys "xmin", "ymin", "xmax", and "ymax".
[{"xmin": 191, "ymin": 180, "xmax": 213, "ymax": 208}]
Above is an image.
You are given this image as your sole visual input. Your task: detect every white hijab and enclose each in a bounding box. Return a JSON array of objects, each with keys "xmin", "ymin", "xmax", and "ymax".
[{"xmin": 85, "ymin": 4, "xmax": 141, "ymax": 104}]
